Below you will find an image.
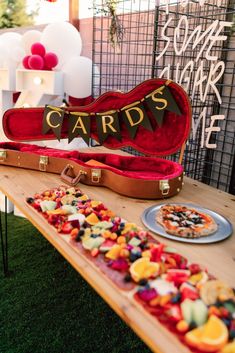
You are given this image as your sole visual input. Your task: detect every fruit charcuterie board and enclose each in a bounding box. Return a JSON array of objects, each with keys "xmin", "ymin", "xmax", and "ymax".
[{"xmin": 26, "ymin": 185, "xmax": 235, "ymax": 353}]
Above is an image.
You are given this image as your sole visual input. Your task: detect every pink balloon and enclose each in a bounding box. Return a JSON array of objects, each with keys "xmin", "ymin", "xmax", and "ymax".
[
  {"xmin": 22, "ymin": 55, "xmax": 31, "ymax": 69},
  {"xmin": 31, "ymin": 42, "xmax": 46, "ymax": 57},
  {"xmin": 28, "ymin": 55, "xmax": 44, "ymax": 70},
  {"xmin": 44, "ymin": 52, "xmax": 58, "ymax": 69}
]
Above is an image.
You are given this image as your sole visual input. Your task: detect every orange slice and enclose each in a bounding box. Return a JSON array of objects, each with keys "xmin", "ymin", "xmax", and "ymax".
[
  {"xmin": 185, "ymin": 315, "xmax": 229, "ymax": 352},
  {"xmin": 221, "ymin": 341, "xmax": 235, "ymax": 353},
  {"xmin": 85, "ymin": 212, "xmax": 100, "ymax": 225},
  {"xmin": 105, "ymin": 244, "xmax": 122, "ymax": 260},
  {"xmin": 130, "ymin": 257, "xmax": 159, "ymax": 282}
]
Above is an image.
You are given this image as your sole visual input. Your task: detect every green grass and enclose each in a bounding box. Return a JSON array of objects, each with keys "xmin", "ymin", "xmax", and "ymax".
[{"xmin": 0, "ymin": 214, "xmax": 152, "ymax": 353}]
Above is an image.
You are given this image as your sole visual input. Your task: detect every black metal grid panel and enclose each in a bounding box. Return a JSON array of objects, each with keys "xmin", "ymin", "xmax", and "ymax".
[{"xmin": 92, "ymin": 0, "xmax": 235, "ymax": 193}]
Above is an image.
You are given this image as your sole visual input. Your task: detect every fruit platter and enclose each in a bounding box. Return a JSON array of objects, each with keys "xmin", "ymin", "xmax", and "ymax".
[{"xmin": 26, "ymin": 185, "xmax": 235, "ymax": 353}]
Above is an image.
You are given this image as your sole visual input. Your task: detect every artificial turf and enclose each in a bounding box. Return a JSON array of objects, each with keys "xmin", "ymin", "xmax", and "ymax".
[{"xmin": 0, "ymin": 214, "xmax": 152, "ymax": 353}]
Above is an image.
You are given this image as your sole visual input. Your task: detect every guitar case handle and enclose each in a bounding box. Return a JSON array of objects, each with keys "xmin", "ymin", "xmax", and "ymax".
[{"xmin": 60, "ymin": 164, "xmax": 87, "ymax": 186}]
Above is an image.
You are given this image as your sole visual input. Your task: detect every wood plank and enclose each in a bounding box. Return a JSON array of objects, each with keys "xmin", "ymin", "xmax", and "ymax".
[{"xmin": 0, "ymin": 159, "xmax": 234, "ymax": 353}]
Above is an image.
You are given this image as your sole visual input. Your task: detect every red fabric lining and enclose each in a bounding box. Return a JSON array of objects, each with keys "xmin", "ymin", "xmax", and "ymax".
[
  {"xmin": 0, "ymin": 142, "xmax": 183, "ymax": 180},
  {"xmin": 2, "ymin": 79, "xmax": 191, "ymax": 156}
]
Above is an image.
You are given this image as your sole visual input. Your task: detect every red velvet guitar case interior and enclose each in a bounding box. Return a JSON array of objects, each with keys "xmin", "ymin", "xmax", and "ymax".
[{"xmin": 0, "ymin": 78, "xmax": 191, "ymax": 199}]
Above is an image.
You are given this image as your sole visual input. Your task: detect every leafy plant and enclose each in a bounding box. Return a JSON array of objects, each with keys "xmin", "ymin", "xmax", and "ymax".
[
  {"xmin": 0, "ymin": 0, "xmax": 38, "ymax": 29},
  {"xmin": 94, "ymin": 0, "xmax": 125, "ymax": 48}
]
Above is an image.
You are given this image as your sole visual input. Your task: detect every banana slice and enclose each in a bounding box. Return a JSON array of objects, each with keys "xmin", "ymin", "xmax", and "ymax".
[{"xmin": 200, "ymin": 280, "xmax": 234, "ymax": 305}]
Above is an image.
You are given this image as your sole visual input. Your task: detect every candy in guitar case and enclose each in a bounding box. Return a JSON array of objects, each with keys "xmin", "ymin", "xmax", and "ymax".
[{"xmin": 0, "ymin": 78, "xmax": 191, "ymax": 199}]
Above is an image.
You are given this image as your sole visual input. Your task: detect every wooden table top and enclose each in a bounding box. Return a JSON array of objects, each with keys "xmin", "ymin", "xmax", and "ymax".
[{"xmin": 0, "ymin": 149, "xmax": 235, "ymax": 353}]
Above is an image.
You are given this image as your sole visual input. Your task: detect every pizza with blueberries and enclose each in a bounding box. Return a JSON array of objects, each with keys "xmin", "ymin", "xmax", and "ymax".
[{"xmin": 156, "ymin": 204, "xmax": 218, "ymax": 238}]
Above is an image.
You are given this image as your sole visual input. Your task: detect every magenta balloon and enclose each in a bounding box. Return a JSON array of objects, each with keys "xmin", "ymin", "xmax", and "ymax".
[{"xmin": 28, "ymin": 55, "xmax": 44, "ymax": 70}]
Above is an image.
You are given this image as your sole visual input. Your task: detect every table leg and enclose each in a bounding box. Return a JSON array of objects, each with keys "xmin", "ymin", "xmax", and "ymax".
[{"xmin": 0, "ymin": 195, "xmax": 9, "ymax": 276}]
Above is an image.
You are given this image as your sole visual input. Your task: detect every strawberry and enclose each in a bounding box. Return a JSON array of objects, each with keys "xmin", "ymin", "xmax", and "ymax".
[
  {"xmin": 61, "ymin": 222, "xmax": 73, "ymax": 234},
  {"xmin": 189, "ymin": 263, "xmax": 201, "ymax": 274},
  {"xmin": 166, "ymin": 304, "xmax": 182, "ymax": 322}
]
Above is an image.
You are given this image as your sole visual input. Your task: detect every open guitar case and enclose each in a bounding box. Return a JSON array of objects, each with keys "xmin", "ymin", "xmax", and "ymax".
[{"xmin": 0, "ymin": 78, "xmax": 191, "ymax": 199}]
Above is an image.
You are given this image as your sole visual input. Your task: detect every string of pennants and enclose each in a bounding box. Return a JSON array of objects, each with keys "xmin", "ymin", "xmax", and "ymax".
[{"xmin": 42, "ymin": 84, "xmax": 182, "ymax": 145}]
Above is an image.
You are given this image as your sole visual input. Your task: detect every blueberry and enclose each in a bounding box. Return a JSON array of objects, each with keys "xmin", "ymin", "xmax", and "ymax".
[
  {"xmin": 116, "ymin": 230, "xmax": 121, "ymax": 236},
  {"xmin": 124, "ymin": 274, "xmax": 132, "ymax": 282},
  {"xmin": 26, "ymin": 197, "xmax": 34, "ymax": 204},
  {"xmin": 139, "ymin": 243, "xmax": 147, "ymax": 250},
  {"xmin": 229, "ymin": 329, "xmax": 235, "ymax": 339},
  {"xmin": 171, "ymin": 293, "xmax": 181, "ymax": 303},
  {"xmin": 138, "ymin": 279, "xmax": 148, "ymax": 286},
  {"xmin": 75, "ymin": 234, "xmax": 81, "ymax": 242},
  {"xmin": 189, "ymin": 321, "xmax": 197, "ymax": 330},
  {"xmin": 75, "ymin": 192, "xmax": 82, "ymax": 197},
  {"xmin": 78, "ymin": 229, "xmax": 85, "ymax": 236},
  {"xmin": 66, "ymin": 191, "xmax": 70, "ymax": 194},
  {"xmin": 120, "ymin": 222, "xmax": 125, "ymax": 229},
  {"xmin": 221, "ymin": 318, "xmax": 231, "ymax": 327},
  {"xmin": 129, "ymin": 252, "xmax": 141, "ymax": 262},
  {"xmin": 90, "ymin": 233, "xmax": 99, "ymax": 238}
]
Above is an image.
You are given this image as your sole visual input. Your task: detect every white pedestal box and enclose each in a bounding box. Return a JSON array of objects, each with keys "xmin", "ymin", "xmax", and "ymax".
[{"xmin": 15, "ymin": 69, "xmax": 64, "ymax": 107}]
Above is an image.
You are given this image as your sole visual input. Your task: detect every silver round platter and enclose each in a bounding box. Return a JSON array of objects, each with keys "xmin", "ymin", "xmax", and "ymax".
[{"xmin": 141, "ymin": 203, "xmax": 233, "ymax": 244}]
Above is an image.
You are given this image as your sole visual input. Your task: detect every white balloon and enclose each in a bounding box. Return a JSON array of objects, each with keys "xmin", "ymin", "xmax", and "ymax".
[
  {"xmin": 1, "ymin": 32, "xmax": 22, "ymax": 47},
  {"xmin": 41, "ymin": 22, "xmax": 82, "ymax": 69},
  {"xmin": 10, "ymin": 46, "xmax": 25, "ymax": 63},
  {"xmin": 62, "ymin": 56, "xmax": 93, "ymax": 98},
  {"xmin": 0, "ymin": 41, "xmax": 10, "ymax": 67},
  {"xmin": 21, "ymin": 30, "xmax": 41, "ymax": 54}
]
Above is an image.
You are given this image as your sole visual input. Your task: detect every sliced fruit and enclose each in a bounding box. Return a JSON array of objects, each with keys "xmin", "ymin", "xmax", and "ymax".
[
  {"xmin": 150, "ymin": 279, "xmax": 177, "ymax": 296},
  {"xmin": 92, "ymin": 221, "xmax": 113, "ymax": 230},
  {"xmin": 68, "ymin": 213, "xmax": 86, "ymax": 225},
  {"xmin": 193, "ymin": 299, "xmax": 208, "ymax": 327},
  {"xmin": 111, "ymin": 258, "xmax": 129, "ymax": 271},
  {"xmin": 185, "ymin": 326, "xmax": 205, "ymax": 348},
  {"xmin": 61, "ymin": 221, "xmax": 73, "ymax": 234},
  {"xmin": 130, "ymin": 257, "xmax": 159, "ymax": 282},
  {"xmin": 166, "ymin": 269, "xmax": 190, "ymax": 285},
  {"xmin": 99, "ymin": 239, "xmax": 116, "ymax": 253},
  {"xmin": 82, "ymin": 236, "xmax": 105, "ymax": 251},
  {"xmin": 61, "ymin": 205, "xmax": 77, "ymax": 214},
  {"xmin": 181, "ymin": 299, "xmax": 194, "ymax": 325},
  {"xmin": 189, "ymin": 271, "xmax": 208, "ymax": 286},
  {"xmin": 91, "ymin": 200, "xmax": 101, "ymax": 208},
  {"xmin": 176, "ymin": 320, "xmax": 189, "ymax": 333},
  {"xmin": 166, "ymin": 304, "xmax": 182, "ymax": 322},
  {"xmin": 128, "ymin": 237, "xmax": 142, "ymax": 247},
  {"xmin": 85, "ymin": 212, "xmax": 100, "ymax": 225},
  {"xmin": 164, "ymin": 246, "xmax": 178, "ymax": 254},
  {"xmin": 185, "ymin": 315, "xmax": 229, "ymax": 352},
  {"xmin": 78, "ymin": 194, "xmax": 89, "ymax": 201},
  {"xmin": 39, "ymin": 200, "xmax": 57, "ymax": 212},
  {"xmin": 180, "ymin": 282, "xmax": 199, "ymax": 301},
  {"xmin": 222, "ymin": 341, "xmax": 235, "ymax": 353},
  {"xmin": 61, "ymin": 194, "xmax": 76, "ymax": 205},
  {"xmin": 200, "ymin": 280, "xmax": 235, "ymax": 305},
  {"xmin": 121, "ymin": 222, "xmax": 139, "ymax": 234},
  {"xmin": 105, "ymin": 244, "xmax": 122, "ymax": 260}
]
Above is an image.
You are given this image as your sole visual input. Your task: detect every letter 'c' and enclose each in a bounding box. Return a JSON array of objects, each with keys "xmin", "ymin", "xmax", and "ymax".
[{"xmin": 46, "ymin": 110, "xmax": 61, "ymax": 129}]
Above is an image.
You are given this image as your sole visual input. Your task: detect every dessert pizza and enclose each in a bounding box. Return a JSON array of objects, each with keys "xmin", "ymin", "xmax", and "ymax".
[
  {"xmin": 156, "ymin": 204, "xmax": 218, "ymax": 238},
  {"xmin": 26, "ymin": 186, "xmax": 235, "ymax": 353}
]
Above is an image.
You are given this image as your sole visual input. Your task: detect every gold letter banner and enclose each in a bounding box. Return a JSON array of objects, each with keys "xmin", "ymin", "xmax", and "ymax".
[
  {"xmin": 68, "ymin": 112, "xmax": 91, "ymax": 145},
  {"xmin": 145, "ymin": 85, "xmax": 181, "ymax": 127},
  {"xmin": 96, "ymin": 110, "xmax": 121, "ymax": 144},
  {"xmin": 42, "ymin": 85, "xmax": 181, "ymax": 143},
  {"xmin": 42, "ymin": 105, "xmax": 65, "ymax": 141},
  {"xmin": 121, "ymin": 101, "xmax": 153, "ymax": 139}
]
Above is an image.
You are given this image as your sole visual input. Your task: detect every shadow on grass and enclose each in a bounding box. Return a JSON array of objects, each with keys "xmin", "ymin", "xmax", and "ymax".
[{"xmin": 0, "ymin": 215, "xmax": 152, "ymax": 353}]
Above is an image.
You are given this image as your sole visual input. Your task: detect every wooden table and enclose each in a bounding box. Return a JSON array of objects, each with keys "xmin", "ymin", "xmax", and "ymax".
[{"xmin": 0, "ymin": 155, "xmax": 235, "ymax": 353}]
